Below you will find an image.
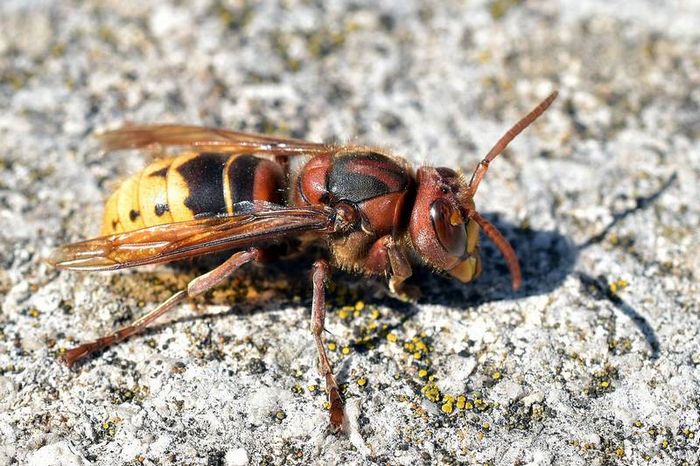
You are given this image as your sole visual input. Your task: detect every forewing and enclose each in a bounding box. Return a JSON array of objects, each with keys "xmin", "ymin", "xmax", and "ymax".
[
  {"xmin": 98, "ymin": 124, "xmax": 337, "ymax": 156},
  {"xmin": 48, "ymin": 205, "xmax": 336, "ymax": 271}
]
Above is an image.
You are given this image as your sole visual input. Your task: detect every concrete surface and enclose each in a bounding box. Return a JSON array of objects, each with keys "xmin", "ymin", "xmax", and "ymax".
[{"xmin": 0, "ymin": 0, "xmax": 698, "ymax": 465}]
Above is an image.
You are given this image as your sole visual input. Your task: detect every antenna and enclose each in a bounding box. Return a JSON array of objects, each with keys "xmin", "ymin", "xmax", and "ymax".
[{"xmin": 467, "ymin": 91, "xmax": 558, "ymax": 197}]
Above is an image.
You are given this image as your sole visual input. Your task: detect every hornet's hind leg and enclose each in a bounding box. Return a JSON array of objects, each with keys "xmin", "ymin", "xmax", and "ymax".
[
  {"xmin": 310, "ymin": 259, "xmax": 345, "ymax": 430},
  {"xmin": 60, "ymin": 248, "xmax": 261, "ymax": 366}
]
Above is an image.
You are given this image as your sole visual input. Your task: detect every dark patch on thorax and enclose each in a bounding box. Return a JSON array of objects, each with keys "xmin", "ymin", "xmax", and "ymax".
[{"xmin": 327, "ymin": 152, "xmax": 409, "ymax": 203}]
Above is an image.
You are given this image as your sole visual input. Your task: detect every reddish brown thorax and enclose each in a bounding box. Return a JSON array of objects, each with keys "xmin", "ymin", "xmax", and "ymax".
[{"xmin": 292, "ymin": 150, "xmax": 414, "ymax": 238}]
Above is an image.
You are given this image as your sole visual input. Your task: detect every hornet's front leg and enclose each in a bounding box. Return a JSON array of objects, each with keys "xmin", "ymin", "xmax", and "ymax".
[
  {"xmin": 366, "ymin": 235, "xmax": 419, "ymax": 302},
  {"xmin": 310, "ymin": 259, "xmax": 345, "ymax": 430}
]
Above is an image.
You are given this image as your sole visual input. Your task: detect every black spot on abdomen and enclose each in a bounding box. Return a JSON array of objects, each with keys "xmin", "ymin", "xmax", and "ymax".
[
  {"xmin": 155, "ymin": 203, "xmax": 169, "ymax": 216},
  {"xmin": 177, "ymin": 153, "xmax": 230, "ymax": 216}
]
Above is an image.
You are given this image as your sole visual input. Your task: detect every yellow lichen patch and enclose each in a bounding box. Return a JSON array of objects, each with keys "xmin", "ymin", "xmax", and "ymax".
[
  {"xmin": 418, "ymin": 369, "xmax": 428, "ymax": 379},
  {"xmin": 473, "ymin": 396, "xmax": 489, "ymax": 411},
  {"xmin": 489, "ymin": 0, "xmax": 523, "ymax": 19},
  {"xmin": 337, "ymin": 307, "xmax": 352, "ymax": 320},
  {"xmin": 421, "ymin": 383, "xmax": 441, "ymax": 402},
  {"xmin": 291, "ymin": 384, "xmax": 304, "ymax": 394},
  {"xmin": 491, "ymin": 371, "xmax": 502, "ymax": 381},
  {"xmin": 441, "ymin": 400, "xmax": 454, "ymax": 414},
  {"xmin": 615, "ymin": 447, "xmax": 625, "ymax": 458},
  {"xmin": 387, "ymin": 333, "xmax": 398, "ymax": 343},
  {"xmin": 327, "ymin": 342, "xmax": 337, "ymax": 351},
  {"xmin": 456, "ymin": 395, "xmax": 466, "ymax": 410},
  {"xmin": 354, "ymin": 300, "xmax": 365, "ymax": 311},
  {"xmin": 609, "ymin": 278, "xmax": 630, "ymax": 294},
  {"xmin": 357, "ymin": 377, "xmax": 367, "ymax": 387},
  {"xmin": 341, "ymin": 346, "xmax": 351, "ymax": 355}
]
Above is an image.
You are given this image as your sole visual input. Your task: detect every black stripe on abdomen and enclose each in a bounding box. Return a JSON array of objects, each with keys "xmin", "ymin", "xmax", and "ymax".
[
  {"xmin": 226, "ymin": 154, "xmax": 262, "ymax": 205},
  {"xmin": 177, "ymin": 153, "xmax": 230, "ymax": 216}
]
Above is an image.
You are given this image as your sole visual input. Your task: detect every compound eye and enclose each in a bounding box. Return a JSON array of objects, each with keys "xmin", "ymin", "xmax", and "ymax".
[{"xmin": 430, "ymin": 199, "xmax": 467, "ymax": 257}]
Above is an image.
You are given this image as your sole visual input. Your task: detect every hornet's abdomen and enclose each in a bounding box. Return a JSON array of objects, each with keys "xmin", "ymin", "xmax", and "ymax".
[
  {"xmin": 293, "ymin": 150, "xmax": 413, "ymax": 236},
  {"xmin": 101, "ymin": 153, "xmax": 285, "ymax": 235}
]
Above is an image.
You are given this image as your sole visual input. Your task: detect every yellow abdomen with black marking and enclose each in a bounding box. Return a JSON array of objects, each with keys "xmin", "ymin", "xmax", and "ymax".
[{"xmin": 101, "ymin": 153, "xmax": 285, "ymax": 235}]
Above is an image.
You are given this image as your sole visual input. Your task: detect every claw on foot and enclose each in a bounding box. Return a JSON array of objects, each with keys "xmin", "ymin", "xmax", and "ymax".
[
  {"xmin": 328, "ymin": 383, "xmax": 345, "ymax": 430},
  {"xmin": 59, "ymin": 343, "xmax": 96, "ymax": 367}
]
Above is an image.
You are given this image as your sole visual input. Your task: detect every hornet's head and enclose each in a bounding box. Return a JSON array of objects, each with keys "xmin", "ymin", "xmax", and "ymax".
[
  {"xmin": 407, "ymin": 90, "xmax": 559, "ymax": 290},
  {"xmin": 408, "ymin": 165, "xmax": 516, "ymax": 288}
]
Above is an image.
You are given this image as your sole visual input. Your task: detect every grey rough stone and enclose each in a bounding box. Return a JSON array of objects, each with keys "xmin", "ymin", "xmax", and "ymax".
[{"xmin": 1, "ymin": 0, "xmax": 698, "ymax": 465}]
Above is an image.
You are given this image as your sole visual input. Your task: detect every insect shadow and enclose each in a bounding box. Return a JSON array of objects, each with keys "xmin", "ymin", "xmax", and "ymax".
[
  {"xmin": 135, "ymin": 212, "xmax": 575, "ymax": 349},
  {"xmin": 138, "ymin": 174, "xmax": 674, "ymax": 360},
  {"xmin": 570, "ymin": 173, "xmax": 677, "ymax": 360},
  {"xmin": 411, "ymin": 213, "xmax": 577, "ymax": 307}
]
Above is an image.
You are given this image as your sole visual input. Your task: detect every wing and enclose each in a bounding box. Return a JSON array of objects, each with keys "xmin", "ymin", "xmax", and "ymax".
[
  {"xmin": 48, "ymin": 204, "xmax": 337, "ymax": 271},
  {"xmin": 98, "ymin": 124, "xmax": 338, "ymax": 157}
]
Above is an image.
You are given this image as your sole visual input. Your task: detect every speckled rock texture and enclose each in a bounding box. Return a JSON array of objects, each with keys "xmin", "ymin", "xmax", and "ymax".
[{"xmin": 1, "ymin": 1, "xmax": 698, "ymax": 465}]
